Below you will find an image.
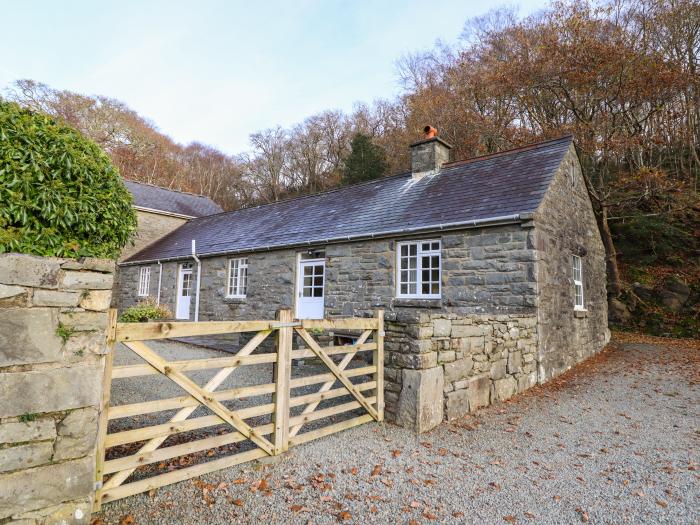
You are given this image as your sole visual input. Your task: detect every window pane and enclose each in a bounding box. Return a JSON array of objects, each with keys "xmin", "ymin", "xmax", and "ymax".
[
  {"xmin": 400, "ymin": 245, "xmax": 408, "ymax": 256},
  {"xmin": 422, "ymin": 269, "xmax": 430, "ymax": 281},
  {"xmin": 422, "ymin": 242, "xmax": 430, "ymax": 251},
  {"xmin": 431, "ymin": 283, "xmax": 439, "ymax": 294},
  {"xmin": 409, "ymin": 283, "xmax": 416, "ymax": 294},
  {"xmin": 431, "ymin": 269, "xmax": 439, "ymax": 281},
  {"xmin": 314, "ymin": 276, "xmax": 323, "ymax": 286},
  {"xmin": 409, "ymin": 244, "xmax": 417, "ymax": 256},
  {"xmin": 304, "ymin": 276, "xmax": 312, "ymax": 286},
  {"xmin": 304, "ymin": 266, "xmax": 313, "ymax": 276},
  {"xmin": 313, "ymin": 287, "xmax": 323, "ymax": 297},
  {"xmin": 409, "ymin": 257, "xmax": 417, "ymax": 269},
  {"xmin": 401, "ymin": 284, "xmax": 407, "ymax": 294},
  {"xmin": 432, "ymin": 242, "xmax": 440, "ymax": 251},
  {"xmin": 422, "ymin": 282, "xmax": 429, "ymax": 294}
]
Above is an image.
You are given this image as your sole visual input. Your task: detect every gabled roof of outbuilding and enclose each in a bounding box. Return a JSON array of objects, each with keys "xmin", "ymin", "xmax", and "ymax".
[
  {"xmin": 122, "ymin": 135, "xmax": 573, "ymax": 264},
  {"xmin": 124, "ymin": 180, "xmax": 223, "ymax": 218}
]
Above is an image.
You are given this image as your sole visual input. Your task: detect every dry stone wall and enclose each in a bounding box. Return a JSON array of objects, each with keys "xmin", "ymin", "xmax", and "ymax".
[
  {"xmin": 384, "ymin": 310, "xmax": 537, "ymax": 430},
  {"xmin": 0, "ymin": 253, "xmax": 114, "ymax": 524}
]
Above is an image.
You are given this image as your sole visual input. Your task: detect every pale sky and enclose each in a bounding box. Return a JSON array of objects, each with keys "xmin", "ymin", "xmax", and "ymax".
[{"xmin": 1, "ymin": 1, "xmax": 545, "ymax": 154}]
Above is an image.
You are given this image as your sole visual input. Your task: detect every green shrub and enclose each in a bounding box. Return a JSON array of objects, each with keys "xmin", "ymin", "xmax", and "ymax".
[
  {"xmin": 119, "ymin": 298, "xmax": 172, "ymax": 323},
  {"xmin": 0, "ymin": 101, "xmax": 136, "ymax": 258}
]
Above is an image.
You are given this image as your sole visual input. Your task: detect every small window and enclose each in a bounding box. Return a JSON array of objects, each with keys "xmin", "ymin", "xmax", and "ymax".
[
  {"xmin": 572, "ymin": 255, "xmax": 584, "ymax": 310},
  {"xmin": 227, "ymin": 258, "xmax": 248, "ymax": 298},
  {"xmin": 138, "ymin": 267, "xmax": 150, "ymax": 297},
  {"xmin": 569, "ymin": 161, "xmax": 576, "ymax": 186},
  {"xmin": 396, "ymin": 240, "xmax": 441, "ymax": 298}
]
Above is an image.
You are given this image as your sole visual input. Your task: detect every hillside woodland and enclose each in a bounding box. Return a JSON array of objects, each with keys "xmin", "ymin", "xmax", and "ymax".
[{"xmin": 4, "ymin": 0, "xmax": 697, "ymax": 336}]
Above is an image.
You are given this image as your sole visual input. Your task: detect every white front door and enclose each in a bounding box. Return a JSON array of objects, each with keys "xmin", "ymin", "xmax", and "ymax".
[
  {"xmin": 296, "ymin": 259, "xmax": 325, "ymax": 319},
  {"xmin": 176, "ymin": 264, "xmax": 193, "ymax": 320}
]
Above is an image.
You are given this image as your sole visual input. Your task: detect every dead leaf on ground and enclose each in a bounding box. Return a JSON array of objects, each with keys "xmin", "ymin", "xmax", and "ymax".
[
  {"xmin": 338, "ymin": 511, "xmax": 351, "ymax": 521},
  {"xmin": 119, "ymin": 515, "xmax": 135, "ymax": 525},
  {"xmin": 503, "ymin": 516, "xmax": 517, "ymax": 523}
]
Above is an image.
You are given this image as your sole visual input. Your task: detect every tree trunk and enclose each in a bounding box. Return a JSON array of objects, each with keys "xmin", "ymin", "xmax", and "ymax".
[{"xmin": 597, "ymin": 205, "xmax": 623, "ymax": 297}]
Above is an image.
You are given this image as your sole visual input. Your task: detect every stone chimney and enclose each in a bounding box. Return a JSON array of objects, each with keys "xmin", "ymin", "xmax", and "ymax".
[{"xmin": 410, "ymin": 125, "xmax": 452, "ymax": 179}]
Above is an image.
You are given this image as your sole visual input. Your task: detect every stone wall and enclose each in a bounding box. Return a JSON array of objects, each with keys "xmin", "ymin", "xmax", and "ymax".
[
  {"xmin": 325, "ymin": 225, "xmax": 537, "ymax": 317},
  {"xmin": 384, "ymin": 311, "xmax": 537, "ymax": 431},
  {"xmin": 119, "ymin": 210, "xmax": 187, "ymax": 262},
  {"xmin": 118, "ymin": 224, "xmax": 536, "ymax": 321},
  {"xmin": 533, "ymin": 145, "xmax": 609, "ymax": 381},
  {"xmin": 0, "ymin": 253, "xmax": 114, "ymax": 524}
]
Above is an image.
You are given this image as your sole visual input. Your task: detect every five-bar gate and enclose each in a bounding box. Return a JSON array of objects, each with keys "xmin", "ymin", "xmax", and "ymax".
[{"xmin": 94, "ymin": 309, "xmax": 384, "ymax": 509}]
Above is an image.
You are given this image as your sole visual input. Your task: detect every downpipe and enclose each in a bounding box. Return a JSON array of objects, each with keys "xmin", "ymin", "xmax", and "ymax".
[
  {"xmin": 191, "ymin": 240, "xmax": 201, "ymax": 322},
  {"xmin": 156, "ymin": 260, "xmax": 163, "ymax": 305}
]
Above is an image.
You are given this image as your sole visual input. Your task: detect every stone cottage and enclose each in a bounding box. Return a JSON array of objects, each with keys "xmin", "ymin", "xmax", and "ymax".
[
  {"xmin": 117, "ymin": 132, "xmax": 608, "ymax": 432},
  {"xmin": 121, "ymin": 180, "xmax": 223, "ymax": 261}
]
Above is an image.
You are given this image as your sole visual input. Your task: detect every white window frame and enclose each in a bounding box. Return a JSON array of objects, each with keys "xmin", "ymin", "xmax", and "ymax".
[
  {"xmin": 569, "ymin": 160, "xmax": 576, "ymax": 186},
  {"xmin": 572, "ymin": 255, "xmax": 585, "ymax": 310},
  {"xmin": 138, "ymin": 266, "xmax": 150, "ymax": 297},
  {"xmin": 396, "ymin": 239, "xmax": 441, "ymax": 299},
  {"xmin": 226, "ymin": 257, "xmax": 248, "ymax": 298}
]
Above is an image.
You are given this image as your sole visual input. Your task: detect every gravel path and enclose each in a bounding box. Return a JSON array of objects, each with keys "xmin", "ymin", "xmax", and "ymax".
[{"xmin": 96, "ymin": 336, "xmax": 699, "ymax": 525}]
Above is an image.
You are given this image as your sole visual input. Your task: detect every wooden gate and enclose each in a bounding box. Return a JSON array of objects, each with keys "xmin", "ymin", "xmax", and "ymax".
[{"xmin": 94, "ymin": 309, "xmax": 383, "ymax": 510}]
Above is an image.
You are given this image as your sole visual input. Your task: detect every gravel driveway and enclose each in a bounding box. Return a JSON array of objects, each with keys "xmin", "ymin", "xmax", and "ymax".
[{"xmin": 96, "ymin": 335, "xmax": 698, "ymax": 525}]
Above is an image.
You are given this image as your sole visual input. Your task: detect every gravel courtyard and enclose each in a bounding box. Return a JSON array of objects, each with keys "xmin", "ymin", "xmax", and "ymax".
[{"xmin": 96, "ymin": 334, "xmax": 699, "ymax": 525}]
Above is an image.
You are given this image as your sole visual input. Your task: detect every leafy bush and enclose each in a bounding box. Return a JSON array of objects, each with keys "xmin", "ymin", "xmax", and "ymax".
[
  {"xmin": 119, "ymin": 298, "xmax": 172, "ymax": 323},
  {"xmin": 0, "ymin": 101, "xmax": 136, "ymax": 258}
]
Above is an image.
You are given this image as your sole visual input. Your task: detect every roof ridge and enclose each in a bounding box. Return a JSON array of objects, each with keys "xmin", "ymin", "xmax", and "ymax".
[
  {"xmin": 123, "ymin": 179, "xmax": 216, "ymax": 200},
  {"xmin": 442, "ymin": 134, "xmax": 573, "ymax": 168},
  {"xmin": 183, "ymin": 135, "xmax": 572, "ymax": 225}
]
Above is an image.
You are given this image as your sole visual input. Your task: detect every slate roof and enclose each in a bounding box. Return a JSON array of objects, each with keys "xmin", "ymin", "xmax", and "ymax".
[
  {"xmin": 122, "ymin": 136, "xmax": 573, "ymax": 264},
  {"xmin": 124, "ymin": 180, "xmax": 223, "ymax": 218}
]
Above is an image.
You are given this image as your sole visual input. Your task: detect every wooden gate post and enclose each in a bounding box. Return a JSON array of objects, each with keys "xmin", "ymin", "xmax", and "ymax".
[
  {"xmin": 374, "ymin": 310, "xmax": 384, "ymax": 422},
  {"xmin": 273, "ymin": 309, "xmax": 293, "ymax": 454},
  {"xmin": 93, "ymin": 308, "xmax": 117, "ymax": 512}
]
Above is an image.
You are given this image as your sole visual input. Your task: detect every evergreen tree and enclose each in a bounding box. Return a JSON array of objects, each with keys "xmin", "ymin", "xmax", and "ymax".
[{"xmin": 342, "ymin": 133, "xmax": 387, "ymax": 185}]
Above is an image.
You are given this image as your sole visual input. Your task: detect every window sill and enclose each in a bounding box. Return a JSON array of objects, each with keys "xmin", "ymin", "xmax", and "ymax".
[
  {"xmin": 224, "ymin": 296, "xmax": 247, "ymax": 304},
  {"xmin": 393, "ymin": 298, "xmax": 443, "ymax": 309},
  {"xmin": 573, "ymin": 309, "xmax": 588, "ymax": 318}
]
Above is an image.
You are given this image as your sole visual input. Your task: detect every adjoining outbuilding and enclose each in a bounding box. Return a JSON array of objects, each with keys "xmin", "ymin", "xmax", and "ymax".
[
  {"xmin": 117, "ymin": 131, "xmax": 609, "ymax": 432},
  {"xmin": 120, "ymin": 180, "xmax": 223, "ymax": 261}
]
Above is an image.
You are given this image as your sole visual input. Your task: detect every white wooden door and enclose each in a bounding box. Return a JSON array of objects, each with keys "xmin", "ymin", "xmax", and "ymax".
[
  {"xmin": 296, "ymin": 260, "xmax": 325, "ymax": 319},
  {"xmin": 176, "ymin": 264, "xmax": 193, "ymax": 320}
]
